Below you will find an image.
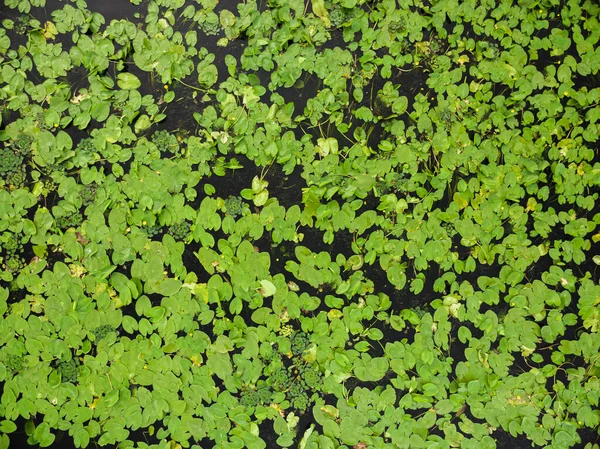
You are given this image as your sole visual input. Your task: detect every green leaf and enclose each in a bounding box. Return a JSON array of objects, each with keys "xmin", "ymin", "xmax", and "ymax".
[
  {"xmin": 157, "ymin": 278, "xmax": 182, "ymax": 296},
  {"xmin": 134, "ymin": 115, "xmax": 151, "ymax": 133},
  {"xmin": 458, "ymin": 326, "xmax": 472, "ymax": 343},
  {"xmin": 117, "ymin": 73, "xmax": 142, "ymax": 90},
  {"xmin": 33, "ymin": 422, "xmax": 55, "ymax": 447},
  {"xmin": 144, "ymin": 259, "xmax": 163, "ymax": 282},
  {"xmin": 73, "ymin": 428, "xmax": 90, "ymax": 448},
  {"xmin": 164, "ymin": 90, "xmax": 175, "ymax": 103},
  {"xmin": 422, "ymin": 383, "xmax": 439, "ymax": 397},
  {"xmin": 276, "ymin": 434, "xmax": 295, "ymax": 447},
  {"xmin": 135, "ymin": 296, "xmax": 152, "ymax": 316},
  {"xmin": 254, "ymin": 190, "xmax": 269, "ymax": 207},
  {"xmin": 0, "ymin": 421, "xmax": 16, "ymax": 433},
  {"xmin": 298, "ymin": 424, "xmax": 315, "ymax": 449},
  {"xmin": 207, "ymin": 353, "xmax": 232, "ymax": 380},
  {"xmin": 386, "ymin": 263, "xmax": 406, "ymax": 289},
  {"xmin": 229, "ymin": 297, "xmax": 242, "ymax": 315}
]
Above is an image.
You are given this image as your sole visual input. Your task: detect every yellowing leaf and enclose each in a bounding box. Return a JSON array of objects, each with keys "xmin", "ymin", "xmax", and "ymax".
[
  {"xmin": 311, "ymin": 0, "xmax": 330, "ymax": 27},
  {"xmin": 457, "ymin": 54, "xmax": 470, "ymax": 66},
  {"xmin": 43, "ymin": 21, "xmax": 58, "ymax": 39},
  {"xmin": 258, "ymin": 279, "xmax": 276, "ymax": 297}
]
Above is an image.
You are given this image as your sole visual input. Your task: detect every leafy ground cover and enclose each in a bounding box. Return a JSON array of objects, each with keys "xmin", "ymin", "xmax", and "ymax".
[{"xmin": 0, "ymin": 0, "xmax": 599, "ymax": 448}]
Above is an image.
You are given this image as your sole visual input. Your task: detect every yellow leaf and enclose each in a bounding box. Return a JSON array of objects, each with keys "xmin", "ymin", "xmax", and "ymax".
[
  {"xmin": 311, "ymin": 0, "xmax": 330, "ymax": 27},
  {"xmin": 43, "ymin": 21, "xmax": 58, "ymax": 40},
  {"xmin": 457, "ymin": 54, "xmax": 470, "ymax": 66},
  {"xmin": 327, "ymin": 309, "xmax": 343, "ymax": 320}
]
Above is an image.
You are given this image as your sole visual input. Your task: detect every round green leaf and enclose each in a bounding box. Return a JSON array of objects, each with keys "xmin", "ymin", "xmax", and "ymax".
[{"xmin": 117, "ymin": 73, "xmax": 141, "ymax": 90}]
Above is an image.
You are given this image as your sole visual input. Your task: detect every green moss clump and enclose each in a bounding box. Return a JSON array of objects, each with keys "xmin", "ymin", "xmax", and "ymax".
[
  {"xmin": 288, "ymin": 382, "xmax": 310, "ymax": 412},
  {"xmin": 0, "ymin": 150, "xmax": 23, "ymax": 176},
  {"xmin": 200, "ymin": 13, "xmax": 221, "ymax": 36},
  {"xmin": 11, "ymin": 134, "xmax": 32, "ymax": 156},
  {"xmin": 389, "ymin": 173, "xmax": 411, "ymax": 194},
  {"xmin": 151, "ymin": 130, "xmax": 180, "ymax": 154},
  {"xmin": 279, "ymin": 324, "xmax": 294, "ymax": 337},
  {"xmin": 329, "ymin": 5, "xmax": 350, "ymax": 29},
  {"xmin": 56, "ymin": 358, "xmax": 80, "ymax": 384},
  {"xmin": 442, "ymin": 222, "xmax": 457, "ymax": 238},
  {"xmin": 14, "ymin": 15, "xmax": 32, "ymax": 34},
  {"xmin": 388, "ymin": 18, "xmax": 406, "ymax": 34},
  {"xmin": 76, "ymin": 138, "xmax": 95, "ymax": 154},
  {"xmin": 240, "ymin": 383, "xmax": 273, "ymax": 407},
  {"xmin": 290, "ymin": 332, "xmax": 311, "ymax": 356},
  {"xmin": 168, "ymin": 220, "xmax": 192, "ymax": 241},
  {"xmin": 72, "ymin": 137, "xmax": 99, "ymax": 168},
  {"xmin": 55, "ymin": 212, "xmax": 83, "ymax": 230},
  {"xmin": 270, "ymin": 366, "xmax": 294, "ymax": 392},
  {"xmin": 292, "ymin": 392, "xmax": 310, "ymax": 411},
  {"xmin": 300, "ymin": 367, "xmax": 323, "ymax": 390},
  {"xmin": 0, "ymin": 138, "xmax": 28, "ymax": 189},
  {"xmin": 4, "ymin": 166, "xmax": 26, "ymax": 189},
  {"xmin": 2, "ymin": 234, "xmax": 21, "ymax": 257},
  {"xmin": 3, "ymin": 255, "xmax": 25, "ymax": 273},
  {"xmin": 2, "ymin": 234, "xmax": 25, "ymax": 273},
  {"xmin": 145, "ymin": 223, "xmax": 162, "ymax": 238},
  {"xmin": 5, "ymin": 354, "xmax": 24, "ymax": 373},
  {"xmin": 91, "ymin": 324, "xmax": 115, "ymax": 342},
  {"xmin": 223, "ymin": 196, "xmax": 248, "ymax": 219},
  {"xmin": 80, "ymin": 183, "xmax": 97, "ymax": 206}
]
